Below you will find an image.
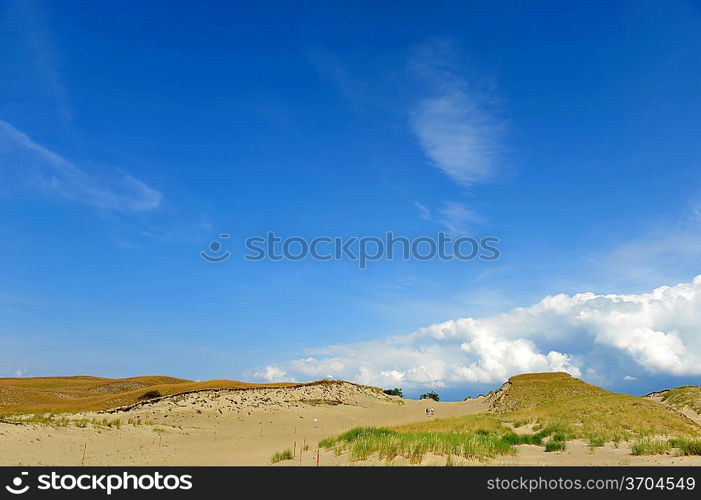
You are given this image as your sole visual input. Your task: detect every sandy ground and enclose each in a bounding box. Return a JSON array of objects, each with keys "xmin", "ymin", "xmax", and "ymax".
[{"xmin": 1, "ymin": 383, "xmax": 699, "ymax": 466}]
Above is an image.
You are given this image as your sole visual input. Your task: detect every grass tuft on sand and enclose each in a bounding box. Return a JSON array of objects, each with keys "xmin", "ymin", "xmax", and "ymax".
[
  {"xmin": 318, "ymin": 416, "xmax": 580, "ymax": 463},
  {"xmin": 0, "ymin": 413, "xmax": 126, "ymax": 428},
  {"xmin": 669, "ymin": 438, "xmax": 701, "ymax": 456},
  {"xmin": 270, "ymin": 449, "xmax": 293, "ymax": 464},
  {"xmin": 319, "ymin": 426, "xmax": 516, "ymax": 464},
  {"xmin": 631, "ymin": 438, "xmax": 671, "ymax": 456},
  {"xmin": 632, "ymin": 438, "xmax": 701, "ymax": 456}
]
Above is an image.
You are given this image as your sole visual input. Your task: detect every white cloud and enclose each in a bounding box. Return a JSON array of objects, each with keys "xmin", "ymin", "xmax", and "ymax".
[
  {"xmin": 7, "ymin": 0, "xmax": 73, "ymax": 122},
  {"xmin": 255, "ymin": 365, "xmax": 297, "ymax": 383},
  {"xmin": 436, "ymin": 201, "xmax": 484, "ymax": 235},
  {"xmin": 414, "ymin": 200, "xmax": 484, "ymax": 235},
  {"xmin": 263, "ymin": 276, "xmax": 701, "ymax": 389},
  {"xmin": 0, "ymin": 120, "xmax": 162, "ymax": 211},
  {"xmin": 414, "ymin": 201, "xmax": 432, "ymax": 221},
  {"xmin": 605, "ymin": 200, "xmax": 701, "ymax": 286},
  {"xmin": 410, "ymin": 40, "xmax": 504, "ymax": 187},
  {"xmin": 306, "ymin": 49, "xmax": 369, "ymax": 108}
]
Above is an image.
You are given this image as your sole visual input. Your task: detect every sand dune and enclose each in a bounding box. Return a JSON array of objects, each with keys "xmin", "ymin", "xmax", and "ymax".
[
  {"xmin": 0, "ymin": 381, "xmax": 482, "ymax": 466},
  {"xmin": 645, "ymin": 386, "xmax": 701, "ymax": 425},
  {"xmin": 0, "ymin": 375, "xmax": 312, "ymax": 414},
  {"xmin": 1, "ymin": 377, "xmax": 699, "ymax": 466}
]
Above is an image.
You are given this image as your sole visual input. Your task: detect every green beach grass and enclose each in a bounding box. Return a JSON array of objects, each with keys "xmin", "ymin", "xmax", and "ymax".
[
  {"xmin": 317, "ymin": 373, "xmax": 701, "ymax": 464},
  {"xmin": 319, "ymin": 426, "xmax": 516, "ymax": 464}
]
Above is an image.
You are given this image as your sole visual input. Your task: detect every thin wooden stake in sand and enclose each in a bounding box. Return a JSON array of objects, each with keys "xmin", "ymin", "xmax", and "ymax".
[
  {"xmin": 81, "ymin": 443, "xmax": 87, "ymax": 465},
  {"xmin": 316, "ymin": 449, "xmax": 320, "ymax": 467},
  {"xmin": 293, "ymin": 441, "xmax": 296, "ymax": 457}
]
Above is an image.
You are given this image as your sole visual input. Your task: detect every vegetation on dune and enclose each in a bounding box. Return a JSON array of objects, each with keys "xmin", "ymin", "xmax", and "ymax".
[
  {"xmin": 383, "ymin": 388, "xmax": 404, "ymax": 397},
  {"xmin": 543, "ymin": 431, "xmax": 567, "ymax": 452},
  {"xmin": 504, "ymin": 396, "xmax": 699, "ymax": 443},
  {"xmin": 395, "ymin": 413, "xmax": 572, "ymax": 446},
  {"xmin": 671, "ymin": 438, "xmax": 701, "ymax": 456},
  {"xmin": 588, "ymin": 436, "xmax": 606, "ymax": 448},
  {"xmin": 657, "ymin": 386, "xmax": 701, "ymax": 414},
  {"xmin": 0, "ymin": 413, "xmax": 133, "ymax": 428},
  {"xmin": 270, "ymin": 449, "xmax": 294, "ymax": 464},
  {"xmin": 419, "ymin": 391, "xmax": 440, "ymax": 402},
  {"xmin": 544, "ymin": 440, "xmax": 566, "ymax": 452},
  {"xmin": 631, "ymin": 438, "xmax": 701, "ymax": 456},
  {"xmin": 5, "ymin": 371, "xmax": 699, "ymax": 467},
  {"xmin": 138, "ymin": 390, "xmax": 163, "ymax": 401},
  {"xmin": 317, "ymin": 373, "xmax": 701, "ymax": 464},
  {"xmin": 318, "ymin": 415, "xmax": 578, "ymax": 463},
  {"xmin": 397, "ymin": 413, "xmax": 505, "ymax": 434},
  {"xmin": 0, "ymin": 376, "xmax": 381, "ymax": 415},
  {"xmin": 490, "ymin": 372, "xmax": 607, "ymax": 413},
  {"xmin": 319, "ymin": 426, "xmax": 515, "ymax": 464},
  {"xmin": 631, "ymin": 438, "xmax": 672, "ymax": 456},
  {"xmin": 0, "ymin": 376, "xmax": 192, "ymax": 414},
  {"xmin": 495, "ymin": 373, "xmax": 700, "ymax": 443}
]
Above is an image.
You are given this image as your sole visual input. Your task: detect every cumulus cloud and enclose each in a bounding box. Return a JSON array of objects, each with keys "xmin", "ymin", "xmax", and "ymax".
[
  {"xmin": 410, "ymin": 40, "xmax": 504, "ymax": 187},
  {"xmin": 0, "ymin": 120, "xmax": 162, "ymax": 211},
  {"xmin": 259, "ymin": 276, "xmax": 701, "ymax": 389},
  {"xmin": 255, "ymin": 365, "xmax": 297, "ymax": 383}
]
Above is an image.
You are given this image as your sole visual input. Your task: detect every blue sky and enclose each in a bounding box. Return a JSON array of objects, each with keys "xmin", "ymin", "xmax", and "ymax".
[{"xmin": 2, "ymin": 1, "xmax": 701, "ymax": 400}]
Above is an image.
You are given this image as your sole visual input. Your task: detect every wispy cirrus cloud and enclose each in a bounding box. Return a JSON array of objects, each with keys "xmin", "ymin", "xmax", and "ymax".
[
  {"xmin": 307, "ymin": 40, "xmax": 505, "ymax": 233},
  {"xmin": 6, "ymin": 0, "xmax": 73, "ymax": 122},
  {"xmin": 1, "ymin": 4, "xmax": 161, "ymax": 213},
  {"xmin": 408, "ymin": 41, "xmax": 505, "ymax": 235},
  {"xmin": 409, "ymin": 40, "xmax": 505, "ymax": 188},
  {"xmin": 414, "ymin": 200, "xmax": 484, "ymax": 235},
  {"xmin": 601, "ymin": 195, "xmax": 701, "ymax": 287},
  {"xmin": 306, "ymin": 49, "xmax": 370, "ymax": 108},
  {"xmin": 0, "ymin": 120, "xmax": 162, "ymax": 211}
]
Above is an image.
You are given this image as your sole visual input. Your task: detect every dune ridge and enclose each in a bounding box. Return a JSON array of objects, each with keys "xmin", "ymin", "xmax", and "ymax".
[
  {"xmin": 645, "ymin": 385, "xmax": 701, "ymax": 425},
  {"xmin": 0, "ymin": 375, "xmax": 382, "ymax": 415},
  {"xmin": 1, "ymin": 372, "xmax": 700, "ymax": 466}
]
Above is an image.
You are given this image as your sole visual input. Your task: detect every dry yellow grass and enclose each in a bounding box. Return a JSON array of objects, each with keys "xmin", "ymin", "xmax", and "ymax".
[
  {"xmin": 488, "ymin": 372, "xmax": 607, "ymax": 413},
  {"xmin": 392, "ymin": 413, "xmax": 505, "ymax": 434},
  {"xmin": 0, "ymin": 376, "xmax": 376, "ymax": 415},
  {"xmin": 655, "ymin": 386, "xmax": 701, "ymax": 414},
  {"xmin": 317, "ymin": 372, "xmax": 701, "ymax": 463},
  {"xmin": 494, "ymin": 373, "xmax": 701, "ymax": 442}
]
